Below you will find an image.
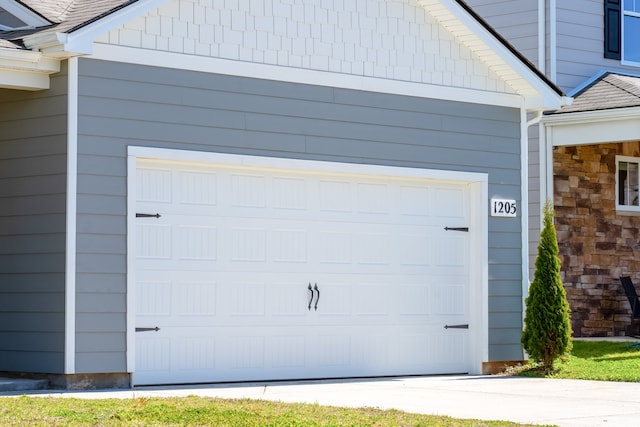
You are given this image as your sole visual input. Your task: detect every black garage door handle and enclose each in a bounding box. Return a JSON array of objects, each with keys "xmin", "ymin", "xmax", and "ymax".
[{"xmin": 314, "ymin": 283, "xmax": 320, "ymax": 311}]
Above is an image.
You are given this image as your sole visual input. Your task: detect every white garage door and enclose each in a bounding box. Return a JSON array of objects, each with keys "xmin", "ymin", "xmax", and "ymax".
[{"xmin": 132, "ymin": 156, "xmax": 474, "ymax": 386}]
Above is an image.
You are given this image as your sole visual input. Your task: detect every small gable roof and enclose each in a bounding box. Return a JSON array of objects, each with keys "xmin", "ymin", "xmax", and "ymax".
[{"xmin": 550, "ymin": 72, "xmax": 640, "ymax": 114}]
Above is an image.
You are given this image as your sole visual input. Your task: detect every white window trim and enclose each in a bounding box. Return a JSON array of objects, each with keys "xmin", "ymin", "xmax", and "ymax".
[
  {"xmin": 616, "ymin": 155, "xmax": 640, "ymax": 212},
  {"xmin": 621, "ymin": 6, "xmax": 640, "ymax": 66}
]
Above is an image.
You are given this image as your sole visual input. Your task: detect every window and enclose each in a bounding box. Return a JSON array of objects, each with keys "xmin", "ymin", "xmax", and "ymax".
[
  {"xmin": 617, "ymin": 156, "xmax": 640, "ymax": 210},
  {"xmin": 605, "ymin": 0, "xmax": 640, "ymax": 64},
  {"xmin": 624, "ymin": 0, "xmax": 640, "ymax": 63}
]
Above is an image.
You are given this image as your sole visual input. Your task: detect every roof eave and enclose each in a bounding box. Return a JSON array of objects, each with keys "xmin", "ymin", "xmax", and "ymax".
[
  {"xmin": 543, "ymin": 105, "xmax": 640, "ymax": 125},
  {"xmin": 0, "ymin": 46, "xmax": 60, "ymax": 89},
  {"xmin": 22, "ymin": 0, "xmax": 170, "ymax": 57},
  {"xmin": 419, "ymin": 0, "xmax": 567, "ymax": 111}
]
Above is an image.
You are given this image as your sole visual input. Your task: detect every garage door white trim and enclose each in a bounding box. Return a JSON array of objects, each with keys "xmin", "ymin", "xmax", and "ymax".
[{"xmin": 126, "ymin": 146, "xmax": 488, "ymax": 381}]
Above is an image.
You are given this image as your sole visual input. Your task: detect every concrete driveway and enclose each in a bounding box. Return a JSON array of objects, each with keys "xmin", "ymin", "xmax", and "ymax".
[{"xmin": 12, "ymin": 374, "xmax": 640, "ymax": 427}]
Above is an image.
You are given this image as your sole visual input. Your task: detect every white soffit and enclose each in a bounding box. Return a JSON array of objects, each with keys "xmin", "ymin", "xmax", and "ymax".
[
  {"xmin": 544, "ymin": 107, "xmax": 640, "ymax": 147},
  {"xmin": 419, "ymin": 0, "xmax": 564, "ymax": 110}
]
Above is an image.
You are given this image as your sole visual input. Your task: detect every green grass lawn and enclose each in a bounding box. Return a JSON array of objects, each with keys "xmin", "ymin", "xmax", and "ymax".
[
  {"xmin": 0, "ymin": 395, "xmax": 541, "ymax": 427},
  {"xmin": 4, "ymin": 340, "xmax": 633, "ymax": 426},
  {"xmin": 517, "ymin": 340, "xmax": 640, "ymax": 381}
]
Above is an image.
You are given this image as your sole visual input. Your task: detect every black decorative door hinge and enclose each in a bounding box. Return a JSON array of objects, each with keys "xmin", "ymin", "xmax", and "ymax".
[
  {"xmin": 136, "ymin": 213, "xmax": 161, "ymax": 218},
  {"xmin": 444, "ymin": 227, "xmax": 469, "ymax": 232},
  {"xmin": 135, "ymin": 327, "xmax": 160, "ymax": 332},
  {"xmin": 444, "ymin": 324, "xmax": 469, "ymax": 329}
]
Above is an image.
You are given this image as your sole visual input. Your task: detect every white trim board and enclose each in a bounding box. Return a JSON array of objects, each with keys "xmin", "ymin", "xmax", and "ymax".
[
  {"xmin": 65, "ymin": 56, "xmax": 79, "ymax": 374},
  {"xmin": 544, "ymin": 108, "xmax": 640, "ymax": 147},
  {"xmin": 91, "ymin": 44, "xmax": 526, "ymax": 109},
  {"xmin": 128, "ymin": 146, "xmax": 490, "ymax": 183},
  {"xmin": 126, "ymin": 146, "xmax": 490, "ymax": 376}
]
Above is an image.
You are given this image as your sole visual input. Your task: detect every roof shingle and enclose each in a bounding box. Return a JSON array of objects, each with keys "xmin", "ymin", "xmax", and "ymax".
[
  {"xmin": 552, "ymin": 72, "xmax": 640, "ymax": 114},
  {"xmin": 1, "ymin": 0, "xmax": 133, "ymax": 47}
]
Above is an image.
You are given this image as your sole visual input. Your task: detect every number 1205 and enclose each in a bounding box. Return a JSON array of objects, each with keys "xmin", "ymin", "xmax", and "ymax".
[{"xmin": 491, "ymin": 199, "xmax": 517, "ymax": 217}]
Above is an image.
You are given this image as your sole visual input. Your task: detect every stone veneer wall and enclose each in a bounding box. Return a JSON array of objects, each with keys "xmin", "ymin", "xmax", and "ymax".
[{"xmin": 553, "ymin": 142, "xmax": 640, "ymax": 337}]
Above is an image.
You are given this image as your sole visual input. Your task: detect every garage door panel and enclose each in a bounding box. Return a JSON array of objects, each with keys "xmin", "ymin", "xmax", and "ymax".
[
  {"xmin": 351, "ymin": 334, "xmax": 390, "ymax": 369},
  {"xmin": 354, "ymin": 283, "xmax": 390, "ymax": 316},
  {"xmin": 399, "ymin": 185, "xmax": 433, "ymax": 217},
  {"xmin": 231, "ymin": 228, "xmax": 267, "ymax": 262},
  {"xmin": 434, "ymin": 187, "xmax": 467, "ymax": 219},
  {"xmin": 230, "ymin": 173, "xmax": 267, "ymax": 208},
  {"xmin": 314, "ymin": 282, "xmax": 352, "ymax": 316},
  {"xmin": 177, "ymin": 170, "xmax": 218, "ymax": 206},
  {"xmin": 137, "ymin": 167, "xmax": 172, "ymax": 203},
  {"xmin": 434, "ymin": 284, "xmax": 466, "ymax": 315},
  {"xmin": 175, "ymin": 226, "xmax": 218, "ymax": 261},
  {"xmin": 272, "ymin": 176, "xmax": 308, "ymax": 211},
  {"xmin": 136, "ymin": 336, "xmax": 171, "ymax": 372},
  {"xmin": 173, "ymin": 336, "xmax": 216, "ymax": 371},
  {"xmin": 137, "ymin": 224, "xmax": 171, "ymax": 259},
  {"xmin": 174, "ymin": 282, "xmax": 217, "ymax": 316},
  {"xmin": 434, "ymin": 235, "xmax": 468, "ymax": 267},
  {"xmin": 136, "ymin": 280, "xmax": 172, "ymax": 316},
  {"xmin": 355, "ymin": 182, "xmax": 391, "ymax": 215},
  {"xmin": 272, "ymin": 229, "xmax": 308, "ymax": 263},
  {"xmin": 134, "ymin": 158, "xmax": 474, "ymax": 385},
  {"xmin": 270, "ymin": 335, "xmax": 307, "ymax": 368},
  {"xmin": 268, "ymin": 283, "xmax": 311, "ymax": 317}
]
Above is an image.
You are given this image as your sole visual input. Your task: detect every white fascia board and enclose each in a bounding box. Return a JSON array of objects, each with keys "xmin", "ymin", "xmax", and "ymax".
[
  {"xmin": 92, "ymin": 43, "xmax": 526, "ymax": 109},
  {"xmin": 0, "ymin": 0, "xmax": 50, "ymax": 28},
  {"xmin": 0, "ymin": 47, "xmax": 59, "ymax": 71},
  {"xmin": 22, "ymin": 0, "xmax": 171, "ymax": 56},
  {"xmin": 0, "ymin": 47, "xmax": 59, "ymax": 90},
  {"xmin": 420, "ymin": 0, "xmax": 564, "ymax": 111},
  {"xmin": 544, "ymin": 107, "xmax": 640, "ymax": 147},
  {"xmin": 0, "ymin": 67, "xmax": 49, "ymax": 89}
]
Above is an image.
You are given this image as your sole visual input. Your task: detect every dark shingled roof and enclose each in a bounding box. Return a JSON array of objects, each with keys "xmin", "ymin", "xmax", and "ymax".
[
  {"xmin": 551, "ymin": 72, "xmax": 640, "ymax": 114},
  {"xmin": 1, "ymin": 0, "xmax": 134, "ymax": 48}
]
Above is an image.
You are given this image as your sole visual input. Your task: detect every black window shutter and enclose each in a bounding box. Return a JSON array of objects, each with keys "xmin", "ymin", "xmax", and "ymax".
[{"xmin": 604, "ymin": 0, "xmax": 621, "ymax": 59}]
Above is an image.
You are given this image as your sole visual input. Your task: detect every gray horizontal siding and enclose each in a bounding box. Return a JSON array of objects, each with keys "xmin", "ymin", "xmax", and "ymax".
[
  {"xmin": 465, "ymin": 0, "xmax": 540, "ymax": 67},
  {"xmin": 556, "ymin": 0, "xmax": 640, "ymax": 92},
  {"xmin": 74, "ymin": 57, "xmax": 525, "ymax": 372},
  {"xmin": 0, "ymin": 65, "xmax": 68, "ymax": 374}
]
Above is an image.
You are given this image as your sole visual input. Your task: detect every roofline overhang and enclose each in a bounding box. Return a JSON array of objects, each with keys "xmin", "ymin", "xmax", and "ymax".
[
  {"xmin": 0, "ymin": 46, "xmax": 59, "ymax": 89},
  {"xmin": 419, "ymin": 0, "xmax": 567, "ymax": 111},
  {"xmin": 9, "ymin": 0, "xmax": 569, "ymax": 106},
  {"xmin": 543, "ymin": 106, "xmax": 640, "ymax": 126},
  {"xmin": 21, "ymin": 0, "xmax": 170, "ymax": 57},
  {"xmin": 543, "ymin": 106, "xmax": 640, "ymax": 147}
]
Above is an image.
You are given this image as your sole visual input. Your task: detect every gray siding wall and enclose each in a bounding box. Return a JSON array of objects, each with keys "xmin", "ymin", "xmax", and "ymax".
[
  {"xmin": 0, "ymin": 66, "xmax": 68, "ymax": 373},
  {"xmin": 465, "ymin": 0, "xmax": 542, "ymax": 281},
  {"xmin": 465, "ymin": 0, "xmax": 540, "ymax": 68},
  {"xmin": 556, "ymin": 0, "xmax": 640, "ymax": 92},
  {"xmin": 75, "ymin": 57, "xmax": 525, "ymax": 372}
]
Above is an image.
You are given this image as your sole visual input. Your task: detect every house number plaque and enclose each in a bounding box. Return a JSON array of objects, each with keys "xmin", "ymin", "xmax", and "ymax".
[{"xmin": 491, "ymin": 198, "xmax": 517, "ymax": 217}]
